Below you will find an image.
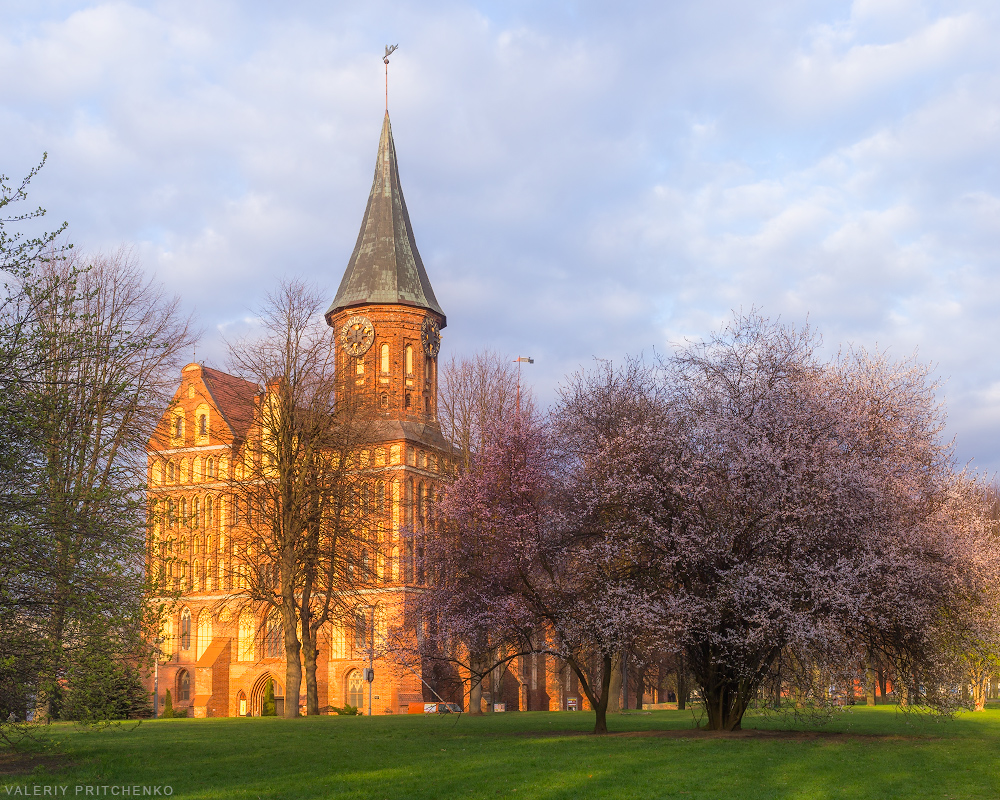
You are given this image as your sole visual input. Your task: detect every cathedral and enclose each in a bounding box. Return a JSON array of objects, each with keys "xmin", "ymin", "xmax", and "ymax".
[{"xmin": 146, "ymin": 112, "xmax": 587, "ymax": 717}]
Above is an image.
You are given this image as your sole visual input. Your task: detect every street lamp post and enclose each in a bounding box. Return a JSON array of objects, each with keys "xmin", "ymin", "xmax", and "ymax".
[
  {"xmin": 365, "ymin": 605, "xmax": 375, "ymax": 716},
  {"xmin": 513, "ymin": 357, "xmax": 534, "ymax": 415}
]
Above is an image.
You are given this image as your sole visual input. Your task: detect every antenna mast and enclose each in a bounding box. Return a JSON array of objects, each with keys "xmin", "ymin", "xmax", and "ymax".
[{"xmin": 384, "ymin": 44, "xmax": 398, "ymax": 112}]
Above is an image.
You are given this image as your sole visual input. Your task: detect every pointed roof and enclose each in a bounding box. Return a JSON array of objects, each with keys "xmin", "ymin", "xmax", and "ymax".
[{"xmin": 326, "ymin": 112, "xmax": 446, "ymax": 326}]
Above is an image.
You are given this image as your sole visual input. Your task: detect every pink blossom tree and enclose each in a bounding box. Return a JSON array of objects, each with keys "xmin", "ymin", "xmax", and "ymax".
[
  {"xmin": 647, "ymin": 315, "xmax": 993, "ymax": 729},
  {"xmin": 420, "ymin": 404, "xmax": 654, "ymax": 734}
]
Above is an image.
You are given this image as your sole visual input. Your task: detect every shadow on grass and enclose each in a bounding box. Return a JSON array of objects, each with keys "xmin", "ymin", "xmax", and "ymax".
[{"xmin": 3, "ymin": 708, "xmax": 1000, "ymax": 799}]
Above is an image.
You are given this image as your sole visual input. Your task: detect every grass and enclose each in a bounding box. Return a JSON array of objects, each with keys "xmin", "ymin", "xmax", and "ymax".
[{"xmin": 4, "ymin": 705, "xmax": 1000, "ymax": 799}]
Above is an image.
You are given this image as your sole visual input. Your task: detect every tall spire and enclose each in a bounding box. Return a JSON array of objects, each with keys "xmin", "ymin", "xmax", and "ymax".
[{"xmin": 325, "ymin": 113, "xmax": 446, "ymax": 325}]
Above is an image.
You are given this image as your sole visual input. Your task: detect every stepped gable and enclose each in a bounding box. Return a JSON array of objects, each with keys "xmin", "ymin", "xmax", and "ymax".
[{"xmin": 325, "ymin": 112, "xmax": 446, "ymax": 325}]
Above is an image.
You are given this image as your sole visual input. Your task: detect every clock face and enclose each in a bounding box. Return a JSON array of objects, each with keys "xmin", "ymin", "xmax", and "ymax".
[
  {"xmin": 421, "ymin": 317, "xmax": 441, "ymax": 358},
  {"xmin": 340, "ymin": 315, "xmax": 375, "ymax": 357}
]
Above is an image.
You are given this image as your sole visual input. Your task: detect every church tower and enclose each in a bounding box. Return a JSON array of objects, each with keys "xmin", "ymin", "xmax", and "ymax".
[{"xmin": 326, "ymin": 112, "xmax": 446, "ymax": 432}]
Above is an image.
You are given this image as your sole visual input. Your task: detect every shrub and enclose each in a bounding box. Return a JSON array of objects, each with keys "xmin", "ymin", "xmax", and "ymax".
[{"xmin": 261, "ymin": 680, "xmax": 276, "ymax": 717}]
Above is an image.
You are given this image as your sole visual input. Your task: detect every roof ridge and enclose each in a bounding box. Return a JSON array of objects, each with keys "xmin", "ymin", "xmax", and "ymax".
[{"xmin": 200, "ymin": 366, "xmax": 259, "ymax": 442}]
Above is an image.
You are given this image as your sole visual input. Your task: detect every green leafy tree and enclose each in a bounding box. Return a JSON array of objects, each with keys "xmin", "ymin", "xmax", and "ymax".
[
  {"xmin": 161, "ymin": 688, "xmax": 174, "ymax": 719},
  {"xmin": 0, "ymin": 155, "xmax": 70, "ymax": 722}
]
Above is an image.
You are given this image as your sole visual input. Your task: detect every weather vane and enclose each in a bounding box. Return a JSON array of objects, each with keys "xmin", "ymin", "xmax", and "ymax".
[{"xmin": 384, "ymin": 44, "xmax": 398, "ymax": 112}]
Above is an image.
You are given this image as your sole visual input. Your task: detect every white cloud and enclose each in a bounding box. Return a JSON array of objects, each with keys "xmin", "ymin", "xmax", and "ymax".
[{"xmin": 3, "ymin": 0, "xmax": 1000, "ymax": 469}]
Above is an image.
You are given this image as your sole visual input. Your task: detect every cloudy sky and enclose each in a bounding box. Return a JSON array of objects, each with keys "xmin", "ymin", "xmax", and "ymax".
[{"xmin": 3, "ymin": 0, "xmax": 1000, "ymax": 472}]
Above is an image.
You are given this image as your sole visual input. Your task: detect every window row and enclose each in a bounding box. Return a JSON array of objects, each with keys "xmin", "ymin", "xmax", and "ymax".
[
  {"xmin": 158, "ymin": 539, "xmax": 429, "ymax": 593},
  {"xmin": 150, "ymin": 446, "xmax": 451, "ymax": 487},
  {"xmin": 357, "ymin": 343, "xmax": 430, "ymax": 378},
  {"xmin": 152, "ymin": 455, "xmax": 222, "ymax": 485},
  {"xmin": 153, "ymin": 478, "xmax": 442, "ymax": 533},
  {"xmin": 170, "ymin": 408, "xmax": 211, "ymax": 441},
  {"xmin": 153, "ymin": 496, "xmax": 220, "ymax": 530},
  {"xmin": 166, "ymin": 606, "xmax": 387, "ymax": 664}
]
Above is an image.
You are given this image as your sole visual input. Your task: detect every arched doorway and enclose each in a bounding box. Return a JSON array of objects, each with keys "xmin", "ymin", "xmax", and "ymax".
[
  {"xmin": 346, "ymin": 669, "xmax": 364, "ymax": 709},
  {"xmin": 250, "ymin": 672, "xmax": 284, "ymax": 717},
  {"xmin": 176, "ymin": 669, "xmax": 191, "ymax": 703},
  {"xmin": 237, "ymin": 691, "xmax": 247, "ymax": 717}
]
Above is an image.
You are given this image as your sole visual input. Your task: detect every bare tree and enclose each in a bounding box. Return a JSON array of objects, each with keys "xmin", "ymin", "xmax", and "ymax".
[
  {"xmin": 226, "ymin": 280, "xmax": 379, "ymax": 716},
  {"xmin": 439, "ymin": 350, "xmax": 532, "ymax": 468}
]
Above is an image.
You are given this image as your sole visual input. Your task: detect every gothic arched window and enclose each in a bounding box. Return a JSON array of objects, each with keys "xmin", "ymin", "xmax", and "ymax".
[
  {"xmin": 354, "ymin": 609, "xmax": 368, "ymax": 652},
  {"xmin": 347, "ymin": 669, "xmax": 364, "ymax": 709},
  {"xmin": 238, "ymin": 611, "xmax": 254, "ymax": 662},
  {"xmin": 177, "ymin": 669, "xmax": 191, "ymax": 702},
  {"xmin": 264, "ymin": 614, "xmax": 281, "ymax": 659},
  {"xmin": 380, "ymin": 343, "xmax": 390, "ymax": 374},
  {"xmin": 198, "ymin": 413, "xmax": 208, "ymax": 437},
  {"xmin": 196, "ymin": 610, "xmax": 212, "ymax": 659},
  {"xmin": 180, "ymin": 608, "xmax": 192, "ymax": 650},
  {"xmin": 405, "ymin": 345, "xmax": 413, "ymax": 376}
]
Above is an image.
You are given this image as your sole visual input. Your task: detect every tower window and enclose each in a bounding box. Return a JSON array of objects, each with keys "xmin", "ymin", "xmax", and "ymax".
[
  {"xmin": 356, "ymin": 358, "xmax": 365, "ymax": 375},
  {"xmin": 405, "ymin": 345, "xmax": 413, "ymax": 376},
  {"xmin": 380, "ymin": 343, "xmax": 390, "ymax": 374},
  {"xmin": 405, "ymin": 392, "xmax": 411, "ymax": 409}
]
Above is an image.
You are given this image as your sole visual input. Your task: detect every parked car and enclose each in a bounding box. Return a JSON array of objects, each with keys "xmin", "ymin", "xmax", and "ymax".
[{"xmin": 407, "ymin": 702, "xmax": 463, "ymax": 714}]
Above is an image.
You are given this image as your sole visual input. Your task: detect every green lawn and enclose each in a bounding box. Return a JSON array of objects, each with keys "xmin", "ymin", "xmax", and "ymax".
[{"xmin": 4, "ymin": 706, "xmax": 1000, "ymax": 799}]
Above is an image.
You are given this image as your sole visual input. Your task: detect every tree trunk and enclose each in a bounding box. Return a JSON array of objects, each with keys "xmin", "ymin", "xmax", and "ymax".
[
  {"xmin": 606, "ymin": 653, "xmax": 622, "ymax": 714},
  {"xmin": 865, "ymin": 667, "xmax": 877, "ymax": 707},
  {"xmin": 971, "ymin": 668, "xmax": 987, "ymax": 712},
  {"xmin": 702, "ymin": 676, "xmax": 749, "ymax": 731},
  {"xmin": 699, "ymin": 650, "xmax": 755, "ymax": 731},
  {"xmin": 469, "ymin": 679, "xmax": 483, "ymax": 715},
  {"xmin": 593, "ymin": 654, "xmax": 612, "ymax": 734},
  {"xmin": 297, "ymin": 575, "xmax": 320, "ymax": 716},
  {"xmin": 302, "ymin": 625, "xmax": 319, "ymax": 715},
  {"xmin": 676, "ymin": 652, "xmax": 688, "ymax": 712},
  {"xmin": 281, "ymin": 583, "xmax": 302, "ymax": 718},
  {"xmin": 469, "ymin": 654, "xmax": 485, "ymax": 715}
]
